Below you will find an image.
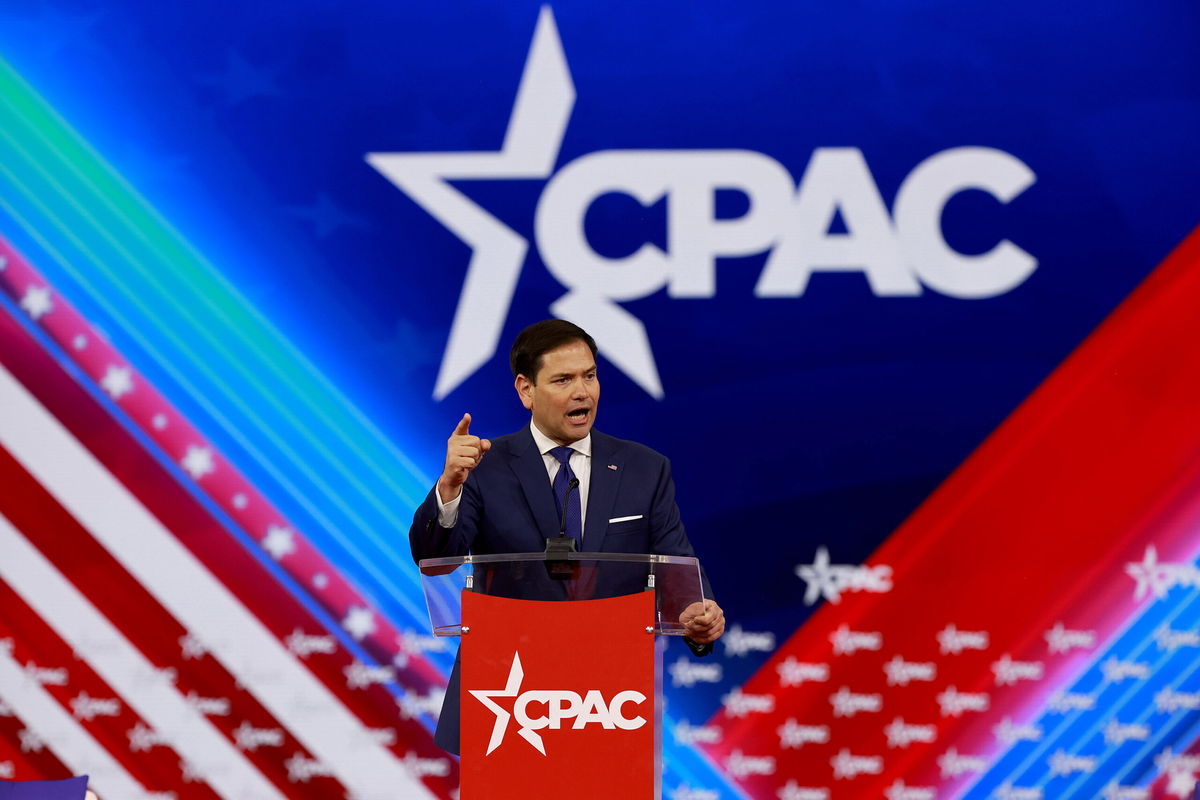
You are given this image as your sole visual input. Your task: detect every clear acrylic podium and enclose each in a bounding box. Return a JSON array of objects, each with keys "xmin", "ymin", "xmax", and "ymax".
[{"xmin": 419, "ymin": 552, "xmax": 706, "ymax": 800}]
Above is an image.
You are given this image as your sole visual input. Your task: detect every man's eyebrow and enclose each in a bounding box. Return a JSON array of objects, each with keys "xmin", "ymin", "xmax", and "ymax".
[{"xmin": 548, "ymin": 365, "xmax": 597, "ymax": 379}]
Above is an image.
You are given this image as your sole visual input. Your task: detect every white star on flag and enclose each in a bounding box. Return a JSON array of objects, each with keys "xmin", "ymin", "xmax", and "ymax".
[
  {"xmin": 18, "ymin": 728, "xmax": 45, "ymax": 753},
  {"xmin": 261, "ymin": 525, "xmax": 296, "ymax": 560},
  {"xmin": 179, "ymin": 633, "xmax": 208, "ymax": 660},
  {"xmin": 181, "ymin": 445, "xmax": 216, "ymax": 479},
  {"xmin": 152, "ymin": 413, "xmax": 169, "ymax": 430},
  {"xmin": 343, "ymin": 606, "xmax": 376, "ymax": 640},
  {"xmin": 1167, "ymin": 768, "xmax": 1198, "ymax": 798},
  {"xmin": 72, "ymin": 334, "xmax": 88, "ymax": 350},
  {"xmin": 100, "ymin": 365, "xmax": 134, "ymax": 399},
  {"xmin": 20, "ymin": 285, "xmax": 53, "ymax": 320}
]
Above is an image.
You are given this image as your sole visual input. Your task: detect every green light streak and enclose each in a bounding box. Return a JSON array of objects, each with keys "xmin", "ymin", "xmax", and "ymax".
[
  {"xmin": 0, "ymin": 122, "xmax": 420, "ymax": 543},
  {"xmin": 0, "ymin": 169, "xmax": 427, "ymax": 623},
  {"xmin": 0, "ymin": 57, "xmax": 431, "ymax": 512}
]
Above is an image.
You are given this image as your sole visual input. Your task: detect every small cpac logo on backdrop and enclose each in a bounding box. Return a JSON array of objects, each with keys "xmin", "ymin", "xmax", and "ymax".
[
  {"xmin": 470, "ymin": 652, "xmax": 646, "ymax": 755},
  {"xmin": 369, "ymin": 7, "xmax": 1040, "ymax": 400},
  {"xmin": 796, "ymin": 546, "xmax": 892, "ymax": 605}
]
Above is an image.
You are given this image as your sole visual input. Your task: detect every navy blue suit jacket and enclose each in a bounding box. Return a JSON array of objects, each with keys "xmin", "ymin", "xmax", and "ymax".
[{"xmin": 409, "ymin": 426, "xmax": 712, "ymax": 753}]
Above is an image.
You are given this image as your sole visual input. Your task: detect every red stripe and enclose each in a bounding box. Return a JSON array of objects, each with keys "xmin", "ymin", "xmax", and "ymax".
[
  {"xmin": 0, "ymin": 570, "xmax": 218, "ymax": 798},
  {"xmin": 0, "ymin": 713, "xmax": 71, "ymax": 783},
  {"xmin": 0, "ymin": 441, "xmax": 343, "ymax": 798}
]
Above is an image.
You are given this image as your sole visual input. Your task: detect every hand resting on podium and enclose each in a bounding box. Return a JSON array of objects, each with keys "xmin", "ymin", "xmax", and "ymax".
[{"xmin": 680, "ymin": 599, "xmax": 725, "ymax": 644}]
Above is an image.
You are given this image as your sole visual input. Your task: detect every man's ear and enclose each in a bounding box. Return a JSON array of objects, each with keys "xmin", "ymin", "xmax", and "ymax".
[{"xmin": 514, "ymin": 374, "xmax": 534, "ymax": 410}]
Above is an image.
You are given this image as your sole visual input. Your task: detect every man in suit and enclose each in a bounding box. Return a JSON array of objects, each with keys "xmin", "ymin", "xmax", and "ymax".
[{"xmin": 409, "ymin": 319, "xmax": 724, "ymax": 753}]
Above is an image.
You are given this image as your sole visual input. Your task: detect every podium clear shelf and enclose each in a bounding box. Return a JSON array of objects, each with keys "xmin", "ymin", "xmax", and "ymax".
[{"xmin": 419, "ymin": 551, "xmax": 704, "ymax": 637}]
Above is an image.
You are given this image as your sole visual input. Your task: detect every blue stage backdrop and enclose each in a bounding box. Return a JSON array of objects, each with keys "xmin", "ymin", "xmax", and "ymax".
[{"xmin": 1, "ymin": 2, "xmax": 1200, "ymax": 798}]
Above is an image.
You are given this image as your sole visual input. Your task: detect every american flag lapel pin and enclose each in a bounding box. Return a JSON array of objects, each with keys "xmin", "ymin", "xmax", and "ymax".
[{"xmin": 607, "ymin": 464, "xmax": 618, "ymax": 470}]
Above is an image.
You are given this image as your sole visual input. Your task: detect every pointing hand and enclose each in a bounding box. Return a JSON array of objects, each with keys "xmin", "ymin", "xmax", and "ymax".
[{"xmin": 439, "ymin": 413, "xmax": 491, "ymax": 503}]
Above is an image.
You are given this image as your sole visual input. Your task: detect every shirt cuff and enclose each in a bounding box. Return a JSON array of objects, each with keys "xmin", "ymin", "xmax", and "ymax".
[{"xmin": 435, "ymin": 482, "xmax": 461, "ymax": 527}]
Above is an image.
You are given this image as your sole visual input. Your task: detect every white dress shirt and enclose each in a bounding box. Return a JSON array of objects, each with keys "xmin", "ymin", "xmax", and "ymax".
[{"xmin": 436, "ymin": 421, "xmax": 593, "ymax": 537}]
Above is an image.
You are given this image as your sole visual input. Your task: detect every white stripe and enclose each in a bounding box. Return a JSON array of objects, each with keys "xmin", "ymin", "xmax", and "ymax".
[
  {"xmin": 0, "ymin": 362, "xmax": 434, "ymax": 800},
  {"xmin": 0, "ymin": 630, "xmax": 147, "ymax": 799},
  {"xmin": 0, "ymin": 512, "xmax": 282, "ymax": 800},
  {"xmin": 608, "ymin": 515, "xmax": 643, "ymax": 524}
]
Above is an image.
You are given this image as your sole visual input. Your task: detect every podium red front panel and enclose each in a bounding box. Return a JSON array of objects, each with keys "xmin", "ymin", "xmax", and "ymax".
[{"xmin": 460, "ymin": 590, "xmax": 657, "ymax": 800}]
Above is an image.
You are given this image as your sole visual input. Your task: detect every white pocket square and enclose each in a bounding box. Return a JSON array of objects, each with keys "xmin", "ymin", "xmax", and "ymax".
[{"xmin": 608, "ymin": 515, "xmax": 643, "ymax": 524}]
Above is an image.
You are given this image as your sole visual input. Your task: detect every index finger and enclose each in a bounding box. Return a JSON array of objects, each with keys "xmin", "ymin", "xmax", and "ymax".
[{"xmin": 453, "ymin": 413, "xmax": 472, "ymax": 436}]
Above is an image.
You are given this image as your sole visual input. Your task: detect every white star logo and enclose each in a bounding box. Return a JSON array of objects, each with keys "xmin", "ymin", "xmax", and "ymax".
[
  {"xmin": 20, "ymin": 285, "xmax": 53, "ymax": 320},
  {"xmin": 261, "ymin": 525, "xmax": 297, "ymax": 560},
  {"xmin": 795, "ymin": 546, "xmax": 837, "ymax": 605},
  {"xmin": 343, "ymin": 606, "xmax": 376, "ymax": 641},
  {"xmin": 469, "ymin": 651, "xmax": 545, "ymax": 755},
  {"xmin": 1126, "ymin": 545, "xmax": 1171, "ymax": 600},
  {"xmin": 181, "ymin": 445, "xmax": 215, "ymax": 479},
  {"xmin": 368, "ymin": 8, "xmax": 663, "ymax": 399},
  {"xmin": 100, "ymin": 365, "xmax": 134, "ymax": 399},
  {"xmin": 368, "ymin": 8, "xmax": 574, "ymax": 400}
]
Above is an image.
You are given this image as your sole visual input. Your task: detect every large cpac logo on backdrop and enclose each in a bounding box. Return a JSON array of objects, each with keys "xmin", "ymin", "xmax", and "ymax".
[{"xmin": 368, "ymin": 7, "xmax": 1038, "ymax": 399}]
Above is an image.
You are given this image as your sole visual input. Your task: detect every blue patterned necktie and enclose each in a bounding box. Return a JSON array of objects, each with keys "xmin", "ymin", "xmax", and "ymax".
[{"xmin": 550, "ymin": 446, "xmax": 582, "ymax": 544}]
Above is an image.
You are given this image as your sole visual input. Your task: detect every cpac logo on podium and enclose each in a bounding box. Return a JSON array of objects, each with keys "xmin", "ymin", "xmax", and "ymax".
[
  {"xmin": 370, "ymin": 7, "xmax": 1038, "ymax": 399},
  {"xmin": 470, "ymin": 652, "xmax": 647, "ymax": 755}
]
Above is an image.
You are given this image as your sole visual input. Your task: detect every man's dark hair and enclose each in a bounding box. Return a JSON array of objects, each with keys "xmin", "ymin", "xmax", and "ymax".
[{"xmin": 510, "ymin": 319, "xmax": 598, "ymax": 381}]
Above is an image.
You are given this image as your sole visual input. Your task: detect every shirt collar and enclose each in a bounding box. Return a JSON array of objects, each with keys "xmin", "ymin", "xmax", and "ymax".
[{"xmin": 530, "ymin": 421, "xmax": 592, "ymax": 458}]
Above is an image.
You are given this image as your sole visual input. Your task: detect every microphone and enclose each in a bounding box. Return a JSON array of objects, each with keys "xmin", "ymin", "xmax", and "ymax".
[{"xmin": 545, "ymin": 477, "xmax": 580, "ymax": 579}]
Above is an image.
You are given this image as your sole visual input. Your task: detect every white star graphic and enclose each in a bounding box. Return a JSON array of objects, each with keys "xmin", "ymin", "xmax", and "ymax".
[
  {"xmin": 368, "ymin": 9, "xmax": 666, "ymax": 400},
  {"xmin": 795, "ymin": 546, "xmax": 837, "ymax": 605},
  {"xmin": 100, "ymin": 364, "xmax": 134, "ymax": 399},
  {"xmin": 152, "ymin": 413, "xmax": 169, "ymax": 430},
  {"xmin": 261, "ymin": 525, "xmax": 297, "ymax": 560},
  {"xmin": 72, "ymin": 334, "xmax": 88, "ymax": 350},
  {"xmin": 181, "ymin": 445, "xmax": 216, "ymax": 479},
  {"xmin": 1167, "ymin": 768, "xmax": 1198, "ymax": 798},
  {"xmin": 1126, "ymin": 545, "xmax": 1171, "ymax": 600},
  {"xmin": 343, "ymin": 606, "xmax": 376, "ymax": 640},
  {"xmin": 20, "ymin": 285, "xmax": 53, "ymax": 320},
  {"xmin": 469, "ymin": 651, "xmax": 545, "ymax": 755},
  {"xmin": 179, "ymin": 633, "xmax": 207, "ymax": 660},
  {"xmin": 18, "ymin": 727, "xmax": 44, "ymax": 753},
  {"xmin": 231, "ymin": 492, "xmax": 248, "ymax": 509},
  {"xmin": 0, "ymin": 255, "xmax": 7, "ymax": 270}
]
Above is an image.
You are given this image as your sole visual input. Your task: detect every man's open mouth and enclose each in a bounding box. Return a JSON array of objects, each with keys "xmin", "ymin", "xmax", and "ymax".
[{"xmin": 567, "ymin": 408, "xmax": 590, "ymax": 420}]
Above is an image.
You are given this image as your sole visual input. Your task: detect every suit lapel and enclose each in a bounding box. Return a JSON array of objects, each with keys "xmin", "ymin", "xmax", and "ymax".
[
  {"xmin": 583, "ymin": 432, "xmax": 622, "ymax": 553},
  {"xmin": 509, "ymin": 428, "xmax": 560, "ymax": 542}
]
